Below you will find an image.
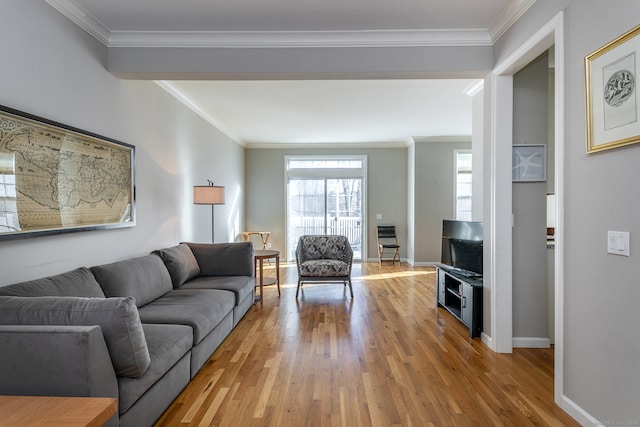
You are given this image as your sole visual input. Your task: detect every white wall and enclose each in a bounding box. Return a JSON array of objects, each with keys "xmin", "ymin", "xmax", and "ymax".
[{"xmin": 0, "ymin": 2, "xmax": 245, "ymax": 286}]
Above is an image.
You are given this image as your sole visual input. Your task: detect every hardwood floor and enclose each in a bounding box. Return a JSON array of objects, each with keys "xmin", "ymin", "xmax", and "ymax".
[{"xmin": 154, "ymin": 262, "xmax": 579, "ymax": 427}]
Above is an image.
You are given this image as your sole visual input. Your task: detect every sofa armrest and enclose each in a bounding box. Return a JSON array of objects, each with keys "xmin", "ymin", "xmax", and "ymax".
[
  {"xmin": 185, "ymin": 242, "xmax": 254, "ymax": 277},
  {"xmin": 0, "ymin": 325, "xmax": 118, "ymax": 399}
]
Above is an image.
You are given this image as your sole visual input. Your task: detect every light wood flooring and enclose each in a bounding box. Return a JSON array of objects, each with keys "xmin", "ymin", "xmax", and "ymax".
[{"xmin": 154, "ymin": 262, "xmax": 579, "ymax": 427}]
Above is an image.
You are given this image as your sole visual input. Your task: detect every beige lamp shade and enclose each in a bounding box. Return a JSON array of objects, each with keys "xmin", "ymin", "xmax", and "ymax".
[{"xmin": 194, "ymin": 185, "xmax": 225, "ymax": 205}]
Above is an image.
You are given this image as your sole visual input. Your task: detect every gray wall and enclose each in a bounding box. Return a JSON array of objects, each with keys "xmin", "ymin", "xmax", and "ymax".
[
  {"xmin": 245, "ymin": 147, "xmax": 408, "ymax": 261},
  {"xmin": 0, "ymin": 2, "xmax": 245, "ymax": 286},
  {"xmin": 496, "ymin": 0, "xmax": 640, "ymax": 422},
  {"xmin": 512, "ymin": 51, "xmax": 550, "ymax": 342},
  {"xmin": 412, "ymin": 140, "xmax": 472, "ymax": 263}
]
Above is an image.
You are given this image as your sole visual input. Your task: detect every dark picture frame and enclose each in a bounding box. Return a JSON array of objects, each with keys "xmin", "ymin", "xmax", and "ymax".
[
  {"xmin": 586, "ymin": 24, "xmax": 640, "ymax": 153},
  {"xmin": 0, "ymin": 105, "xmax": 135, "ymax": 240}
]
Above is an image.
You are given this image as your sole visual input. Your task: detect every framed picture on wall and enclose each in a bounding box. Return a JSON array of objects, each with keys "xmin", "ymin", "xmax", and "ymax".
[
  {"xmin": 585, "ymin": 24, "xmax": 640, "ymax": 153},
  {"xmin": 512, "ymin": 144, "xmax": 546, "ymax": 182},
  {"xmin": 0, "ymin": 105, "xmax": 136, "ymax": 240}
]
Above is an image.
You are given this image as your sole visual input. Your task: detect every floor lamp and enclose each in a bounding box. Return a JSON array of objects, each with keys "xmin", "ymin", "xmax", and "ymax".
[{"xmin": 193, "ymin": 180, "xmax": 225, "ymax": 243}]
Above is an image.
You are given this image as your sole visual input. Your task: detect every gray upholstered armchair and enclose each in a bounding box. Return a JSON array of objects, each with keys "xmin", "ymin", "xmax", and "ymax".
[{"xmin": 295, "ymin": 235, "xmax": 354, "ymax": 298}]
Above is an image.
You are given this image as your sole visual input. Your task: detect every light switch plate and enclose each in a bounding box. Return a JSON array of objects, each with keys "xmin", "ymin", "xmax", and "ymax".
[
  {"xmin": 607, "ymin": 231, "xmax": 630, "ymax": 256},
  {"xmin": 376, "ymin": 213, "xmax": 382, "ymax": 220}
]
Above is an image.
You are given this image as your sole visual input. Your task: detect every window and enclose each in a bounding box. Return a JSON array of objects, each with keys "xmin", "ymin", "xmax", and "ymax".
[{"xmin": 455, "ymin": 151, "xmax": 472, "ymax": 221}]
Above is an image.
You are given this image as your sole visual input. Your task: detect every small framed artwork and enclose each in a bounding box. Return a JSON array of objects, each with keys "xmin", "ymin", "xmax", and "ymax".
[
  {"xmin": 512, "ymin": 144, "xmax": 546, "ymax": 182},
  {"xmin": 585, "ymin": 24, "xmax": 640, "ymax": 153}
]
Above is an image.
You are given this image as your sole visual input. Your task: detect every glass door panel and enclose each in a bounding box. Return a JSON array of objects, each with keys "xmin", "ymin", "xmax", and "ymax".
[
  {"xmin": 327, "ymin": 178, "xmax": 362, "ymax": 259},
  {"xmin": 287, "ymin": 179, "xmax": 325, "ymax": 260}
]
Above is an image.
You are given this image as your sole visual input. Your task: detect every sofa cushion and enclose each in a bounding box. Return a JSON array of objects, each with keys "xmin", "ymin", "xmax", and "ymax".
[
  {"xmin": 117, "ymin": 323, "xmax": 193, "ymax": 414},
  {"xmin": 0, "ymin": 267, "xmax": 105, "ymax": 298},
  {"xmin": 137, "ymin": 289, "xmax": 234, "ymax": 345},
  {"xmin": 185, "ymin": 242, "xmax": 254, "ymax": 277},
  {"xmin": 91, "ymin": 254, "xmax": 173, "ymax": 307},
  {"xmin": 299, "ymin": 260, "xmax": 350, "ymax": 277},
  {"xmin": 152, "ymin": 244, "xmax": 200, "ymax": 288},
  {"xmin": 0, "ymin": 296, "xmax": 150, "ymax": 378},
  {"xmin": 178, "ymin": 275, "xmax": 254, "ymax": 306}
]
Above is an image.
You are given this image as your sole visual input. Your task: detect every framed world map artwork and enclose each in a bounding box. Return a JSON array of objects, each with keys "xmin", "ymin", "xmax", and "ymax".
[{"xmin": 0, "ymin": 105, "xmax": 135, "ymax": 240}]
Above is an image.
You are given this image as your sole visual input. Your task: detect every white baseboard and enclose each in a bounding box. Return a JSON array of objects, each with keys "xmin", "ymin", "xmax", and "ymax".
[
  {"xmin": 558, "ymin": 394, "xmax": 601, "ymax": 426},
  {"xmin": 481, "ymin": 332, "xmax": 494, "ymax": 351},
  {"xmin": 512, "ymin": 337, "xmax": 550, "ymax": 348}
]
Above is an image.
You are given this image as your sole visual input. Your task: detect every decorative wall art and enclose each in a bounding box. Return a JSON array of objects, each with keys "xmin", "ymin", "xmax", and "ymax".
[
  {"xmin": 512, "ymin": 144, "xmax": 546, "ymax": 182},
  {"xmin": 0, "ymin": 105, "xmax": 135, "ymax": 240},
  {"xmin": 586, "ymin": 24, "xmax": 640, "ymax": 153}
]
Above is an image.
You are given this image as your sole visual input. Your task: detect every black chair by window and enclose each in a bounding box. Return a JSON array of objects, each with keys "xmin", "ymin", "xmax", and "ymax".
[{"xmin": 377, "ymin": 225, "xmax": 400, "ymax": 265}]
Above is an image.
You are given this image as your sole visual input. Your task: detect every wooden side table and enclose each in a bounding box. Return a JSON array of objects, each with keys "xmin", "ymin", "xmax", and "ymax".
[
  {"xmin": 254, "ymin": 249, "xmax": 280, "ymax": 304},
  {"xmin": 0, "ymin": 395, "xmax": 117, "ymax": 426},
  {"xmin": 242, "ymin": 231, "xmax": 271, "ymax": 250}
]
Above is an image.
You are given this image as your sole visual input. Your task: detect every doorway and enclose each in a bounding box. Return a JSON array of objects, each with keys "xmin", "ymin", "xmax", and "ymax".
[{"xmin": 285, "ymin": 156, "xmax": 367, "ymax": 260}]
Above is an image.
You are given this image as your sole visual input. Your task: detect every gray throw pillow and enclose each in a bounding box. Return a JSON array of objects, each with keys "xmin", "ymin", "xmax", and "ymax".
[
  {"xmin": 0, "ymin": 296, "xmax": 150, "ymax": 378},
  {"xmin": 91, "ymin": 254, "xmax": 173, "ymax": 307},
  {"xmin": 153, "ymin": 244, "xmax": 201, "ymax": 288}
]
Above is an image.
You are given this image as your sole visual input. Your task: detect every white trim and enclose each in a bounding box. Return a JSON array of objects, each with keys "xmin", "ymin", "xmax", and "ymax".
[
  {"xmin": 512, "ymin": 337, "xmax": 550, "ymax": 348},
  {"xmin": 463, "ymin": 80, "xmax": 485, "ymax": 97},
  {"xmin": 488, "ymin": 0, "xmax": 538, "ymax": 43},
  {"xmin": 557, "ymin": 395, "xmax": 602, "ymax": 426},
  {"xmin": 247, "ymin": 140, "xmax": 412, "ymax": 149},
  {"xmin": 46, "ymin": 0, "xmax": 533, "ymax": 49},
  {"xmin": 154, "ymin": 81, "xmax": 243, "ymax": 145},
  {"xmin": 108, "ymin": 29, "xmax": 492, "ymax": 48},
  {"xmin": 45, "ymin": 0, "xmax": 111, "ymax": 44}
]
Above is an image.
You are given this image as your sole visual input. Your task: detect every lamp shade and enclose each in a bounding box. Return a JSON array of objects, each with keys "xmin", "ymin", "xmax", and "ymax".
[{"xmin": 194, "ymin": 185, "xmax": 225, "ymax": 205}]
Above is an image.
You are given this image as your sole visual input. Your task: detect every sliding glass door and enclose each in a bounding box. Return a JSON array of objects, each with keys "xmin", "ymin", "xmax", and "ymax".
[{"xmin": 286, "ymin": 156, "xmax": 366, "ymax": 260}]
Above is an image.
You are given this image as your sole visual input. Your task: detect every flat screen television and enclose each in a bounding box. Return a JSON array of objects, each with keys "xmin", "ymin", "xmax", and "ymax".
[{"xmin": 440, "ymin": 219, "xmax": 483, "ymax": 277}]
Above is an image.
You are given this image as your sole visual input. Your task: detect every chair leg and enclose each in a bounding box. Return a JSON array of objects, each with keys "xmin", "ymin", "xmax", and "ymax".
[
  {"xmin": 296, "ymin": 279, "xmax": 302, "ymax": 298},
  {"xmin": 378, "ymin": 245, "xmax": 383, "ymax": 265},
  {"xmin": 347, "ymin": 278, "xmax": 353, "ymax": 298}
]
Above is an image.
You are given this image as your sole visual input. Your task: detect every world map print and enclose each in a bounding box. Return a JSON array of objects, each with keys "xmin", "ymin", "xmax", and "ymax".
[{"xmin": 0, "ymin": 108, "xmax": 134, "ymax": 238}]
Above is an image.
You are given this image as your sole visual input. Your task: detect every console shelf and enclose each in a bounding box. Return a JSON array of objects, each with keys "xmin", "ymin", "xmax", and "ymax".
[{"xmin": 436, "ymin": 265, "xmax": 483, "ymax": 338}]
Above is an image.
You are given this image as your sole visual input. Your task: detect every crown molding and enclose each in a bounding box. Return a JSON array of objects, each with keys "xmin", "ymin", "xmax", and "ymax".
[
  {"xmin": 108, "ymin": 29, "xmax": 492, "ymax": 48},
  {"xmin": 488, "ymin": 0, "xmax": 537, "ymax": 42},
  {"xmin": 47, "ymin": 0, "xmax": 532, "ymax": 48},
  {"xmin": 411, "ymin": 135, "xmax": 471, "ymax": 144},
  {"xmin": 154, "ymin": 81, "xmax": 244, "ymax": 146},
  {"xmin": 45, "ymin": 0, "xmax": 110, "ymax": 44},
  {"xmin": 246, "ymin": 140, "xmax": 412, "ymax": 149},
  {"xmin": 462, "ymin": 79, "xmax": 485, "ymax": 96}
]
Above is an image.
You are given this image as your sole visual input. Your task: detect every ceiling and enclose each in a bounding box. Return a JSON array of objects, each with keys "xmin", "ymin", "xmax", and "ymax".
[{"xmin": 46, "ymin": 0, "xmax": 534, "ymax": 146}]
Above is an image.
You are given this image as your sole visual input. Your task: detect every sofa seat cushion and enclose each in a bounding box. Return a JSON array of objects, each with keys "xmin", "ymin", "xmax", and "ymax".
[
  {"xmin": 91, "ymin": 254, "xmax": 173, "ymax": 307},
  {"xmin": 137, "ymin": 289, "xmax": 234, "ymax": 345},
  {"xmin": 299, "ymin": 260, "xmax": 350, "ymax": 277},
  {"xmin": 118, "ymin": 323, "xmax": 193, "ymax": 414},
  {"xmin": 0, "ymin": 296, "xmax": 150, "ymax": 378},
  {"xmin": 152, "ymin": 244, "xmax": 200, "ymax": 288},
  {"xmin": 0, "ymin": 267, "xmax": 105, "ymax": 298},
  {"xmin": 178, "ymin": 276, "xmax": 254, "ymax": 306}
]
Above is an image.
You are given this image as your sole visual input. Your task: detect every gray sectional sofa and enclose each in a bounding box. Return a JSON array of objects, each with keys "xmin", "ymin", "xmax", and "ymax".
[{"xmin": 0, "ymin": 242, "xmax": 254, "ymax": 427}]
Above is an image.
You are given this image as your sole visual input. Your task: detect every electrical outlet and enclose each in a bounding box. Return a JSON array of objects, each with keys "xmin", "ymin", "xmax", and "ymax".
[{"xmin": 267, "ymin": 242, "xmax": 272, "ymax": 249}]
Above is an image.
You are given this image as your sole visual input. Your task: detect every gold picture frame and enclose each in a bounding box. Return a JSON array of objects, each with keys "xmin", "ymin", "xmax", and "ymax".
[
  {"xmin": 0, "ymin": 105, "xmax": 135, "ymax": 240},
  {"xmin": 586, "ymin": 24, "xmax": 640, "ymax": 153}
]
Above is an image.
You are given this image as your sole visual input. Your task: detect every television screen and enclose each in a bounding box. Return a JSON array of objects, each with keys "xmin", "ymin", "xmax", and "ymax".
[{"xmin": 441, "ymin": 220, "xmax": 483, "ymax": 276}]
